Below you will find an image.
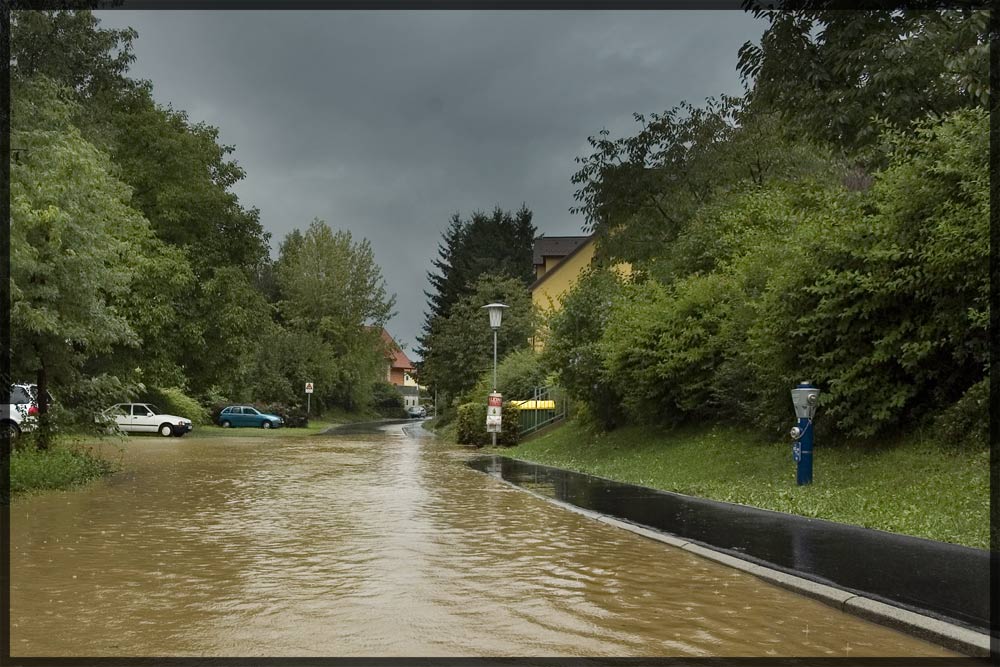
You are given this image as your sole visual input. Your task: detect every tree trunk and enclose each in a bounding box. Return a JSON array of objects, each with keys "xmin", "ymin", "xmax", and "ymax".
[{"xmin": 35, "ymin": 364, "xmax": 50, "ymax": 450}]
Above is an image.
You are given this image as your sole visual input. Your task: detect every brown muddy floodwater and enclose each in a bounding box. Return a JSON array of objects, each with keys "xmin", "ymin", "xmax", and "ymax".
[{"xmin": 10, "ymin": 421, "xmax": 957, "ymax": 658}]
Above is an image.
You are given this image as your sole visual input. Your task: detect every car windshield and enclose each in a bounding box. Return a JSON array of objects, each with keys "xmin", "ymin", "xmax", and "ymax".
[{"xmin": 144, "ymin": 405, "xmax": 160, "ymax": 415}]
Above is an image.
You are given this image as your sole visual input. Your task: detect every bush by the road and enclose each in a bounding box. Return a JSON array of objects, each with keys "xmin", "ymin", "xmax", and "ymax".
[
  {"xmin": 10, "ymin": 442, "xmax": 120, "ymax": 498},
  {"xmin": 456, "ymin": 401, "xmax": 520, "ymax": 447},
  {"xmin": 142, "ymin": 387, "xmax": 211, "ymax": 425}
]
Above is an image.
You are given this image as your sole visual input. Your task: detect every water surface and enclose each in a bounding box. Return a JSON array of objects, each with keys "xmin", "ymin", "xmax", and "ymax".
[{"xmin": 10, "ymin": 422, "xmax": 957, "ymax": 657}]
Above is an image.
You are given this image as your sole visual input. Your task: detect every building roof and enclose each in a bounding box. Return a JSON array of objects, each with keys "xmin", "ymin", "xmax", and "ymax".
[
  {"xmin": 379, "ymin": 328, "xmax": 414, "ymax": 371},
  {"xmin": 529, "ymin": 235, "xmax": 596, "ymax": 291},
  {"xmin": 532, "ymin": 236, "xmax": 591, "ymax": 267}
]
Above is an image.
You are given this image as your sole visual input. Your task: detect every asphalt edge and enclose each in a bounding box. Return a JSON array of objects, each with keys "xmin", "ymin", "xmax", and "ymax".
[{"xmin": 486, "ymin": 473, "xmax": 991, "ymax": 658}]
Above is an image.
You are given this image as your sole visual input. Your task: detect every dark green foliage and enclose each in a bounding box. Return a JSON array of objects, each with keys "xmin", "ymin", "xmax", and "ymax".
[
  {"xmin": 456, "ymin": 401, "xmax": 520, "ymax": 447},
  {"xmin": 11, "ymin": 10, "xmax": 137, "ymax": 99},
  {"xmin": 738, "ymin": 10, "xmax": 989, "ymax": 154},
  {"xmin": 257, "ymin": 403, "xmax": 309, "ymax": 428},
  {"xmin": 541, "ymin": 267, "xmax": 627, "ymax": 430},
  {"xmin": 601, "ymin": 274, "xmax": 737, "ymax": 425},
  {"xmin": 422, "ymin": 274, "xmax": 538, "ymax": 400},
  {"xmin": 769, "ymin": 110, "xmax": 989, "ymax": 438},
  {"xmin": 371, "ymin": 382, "xmax": 406, "ymax": 418},
  {"xmin": 575, "ymin": 109, "xmax": 988, "ymax": 443},
  {"xmin": 272, "ymin": 219, "xmax": 395, "ymax": 412},
  {"xmin": 571, "ymin": 97, "xmax": 839, "ymax": 270},
  {"xmin": 418, "ymin": 206, "xmax": 537, "ymax": 390},
  {"xmin": 932, "ymin": 378, "xmax": 988, "ymax": 450}
]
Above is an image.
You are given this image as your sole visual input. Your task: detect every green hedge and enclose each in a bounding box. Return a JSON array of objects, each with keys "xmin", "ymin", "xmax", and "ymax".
[
  {"xmin": 456, "ymin": 401, "xmax": 520, "ymax": 447},
  {"xmin": 141, "ymin": 387, "xmax": 211, "ymax": 425}
]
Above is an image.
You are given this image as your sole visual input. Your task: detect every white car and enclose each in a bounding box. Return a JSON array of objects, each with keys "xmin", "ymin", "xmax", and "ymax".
[
  {"xmin": 104, "ymin": 403, "xmax": 193, "ymax": 437},
  {"xmin": 3, "ymin": 383, "xmax": 40, "ymax": 439}
]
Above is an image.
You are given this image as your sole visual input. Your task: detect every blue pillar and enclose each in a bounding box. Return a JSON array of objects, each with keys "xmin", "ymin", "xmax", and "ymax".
[
  {"xmin": 796, "ymin": 416, "xmax": 814, "ymax": 486},
  {"xmin": 791, "ymin": 381, "xmax": 820, "ymax": 487}
]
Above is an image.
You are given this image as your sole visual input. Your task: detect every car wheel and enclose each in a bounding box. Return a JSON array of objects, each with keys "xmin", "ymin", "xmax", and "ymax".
[
  {"xmin": 221, "ymin": 420, "xmax": 231, "ymax": 428},
  {"xmin": 262, "ymin": 420, "xmax": 272, "ymax": 429},
  {"xmin": 1, "ymin": 421, "xmax": 20, "ymax": 440},
  {"xmin": 159, "ymin": 423, "xmax": 173, "ymax": 437}
]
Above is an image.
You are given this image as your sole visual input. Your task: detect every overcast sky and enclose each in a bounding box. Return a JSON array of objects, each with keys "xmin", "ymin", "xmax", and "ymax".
[{"xmin": 94, "ymin": 10, "xmax": 765, "ymax": 357}]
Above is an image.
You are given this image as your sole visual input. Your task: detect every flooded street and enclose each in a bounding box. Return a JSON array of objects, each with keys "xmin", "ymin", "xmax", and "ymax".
[{"xmin": 11, "ymin": 422, "xmax": 957, "ymax": 658}]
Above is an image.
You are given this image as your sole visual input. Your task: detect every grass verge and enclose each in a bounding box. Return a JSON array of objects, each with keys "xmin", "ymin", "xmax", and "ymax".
[
  {"xmin": 490, "ymin": 421, "xmax": 988, "ymax": 550},
  {"xmin": 10, "ymin": 439, "xmax": 122, "ymax": 497},
  {"xmin": 193, "ymin": 420, "xmax": 335, "ymax": 438}
]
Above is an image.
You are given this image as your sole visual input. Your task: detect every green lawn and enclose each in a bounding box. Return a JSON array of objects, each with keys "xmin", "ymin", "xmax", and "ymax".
[
  {"xmin": 194, "ymin": 420, "xmax": 335, "ymax": 438},
  {"xmin": 490, "ymin": 421, "xmax": 989, "ymax": 550}
]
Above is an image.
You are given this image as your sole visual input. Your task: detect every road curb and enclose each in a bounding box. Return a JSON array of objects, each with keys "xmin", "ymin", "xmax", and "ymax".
[{"xmin": 486, "ymin": 472, "xmax": 991, "ymax": 657}]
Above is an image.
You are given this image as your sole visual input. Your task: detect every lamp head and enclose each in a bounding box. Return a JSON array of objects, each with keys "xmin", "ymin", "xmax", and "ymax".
[{"xmin": 482, "ymin": 303, "xmax": 509, "ymax": 330}]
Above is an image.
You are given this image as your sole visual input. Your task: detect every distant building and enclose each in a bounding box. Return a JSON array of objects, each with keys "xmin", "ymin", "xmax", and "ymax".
[
  {"xmin": 378, "ymin": 328, "xmax": 415, "ymax": 386},
  {"xmin": 376, "ymin": 329, "xmax": 423, "ymax": 408}
]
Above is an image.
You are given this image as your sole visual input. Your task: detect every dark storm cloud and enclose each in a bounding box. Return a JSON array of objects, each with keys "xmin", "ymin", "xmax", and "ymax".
[{"xmin": 95, "ymin": 10, "xmax": 764, "ymax": 355}]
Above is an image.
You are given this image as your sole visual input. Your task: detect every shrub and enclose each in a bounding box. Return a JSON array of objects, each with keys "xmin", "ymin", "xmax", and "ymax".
[
  {"xmin": 932, "ymin": 378, "xmax": 989, "ymax": 449},
  {"xmin": 371, "ymin": 381, "xmax": 407, "ymax": 418},
  {"xmin": 541, "ymin": 267, "xmax": 628, "ymax": 430},
  {"xmin": 741, "ymin": 110, "xmax": 988, "ymax": 439},
  {"xmin": 461, "ymin": 348, "xmax": 548, "ymax": 405},
  {"xmin": 257, "ymin": 402, "xmax": 309, "ymax": 428},
  {"xmin": 141, "ymin": 386, "xmax": 210, "ymax": 425},
  {"xmin": 456, "ymin": 401, "xmax": 520, "ymax": 447},
  {"xmin": 10, "ymin": 443, "xmax": 119, "ymax": 496},
  {"xmin": 601, "ymin": 274, "xmax": 736, "ymax": 425}
]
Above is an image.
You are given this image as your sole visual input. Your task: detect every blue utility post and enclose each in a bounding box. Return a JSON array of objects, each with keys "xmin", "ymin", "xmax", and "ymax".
[{"xmin": 790, "ymin": 381, "xmax": 820, "ymax": 486}]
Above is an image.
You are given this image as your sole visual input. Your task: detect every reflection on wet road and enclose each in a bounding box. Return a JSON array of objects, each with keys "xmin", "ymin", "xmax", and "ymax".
[{"xmin": 10, "ymin": 422, "xmax": 957, "ymax": 657}]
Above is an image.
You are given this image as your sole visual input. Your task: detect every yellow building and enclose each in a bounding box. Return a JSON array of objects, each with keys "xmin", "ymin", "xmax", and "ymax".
[
  {"xmin": 531, "ymin": 236, "xmax": 595, "ymax": 314},
  {"xmin": 529, "ymin": 235, "xmax": 630, "ymax": 350}
]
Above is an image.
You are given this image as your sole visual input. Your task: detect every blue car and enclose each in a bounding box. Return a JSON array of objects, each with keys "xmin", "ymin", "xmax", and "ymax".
[{"xmin": 218, "ymin": 405, "xmax": 284, "ymax": 429}]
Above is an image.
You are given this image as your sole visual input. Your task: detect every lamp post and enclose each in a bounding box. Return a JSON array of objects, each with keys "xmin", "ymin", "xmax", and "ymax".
[{"xmin": 482, "ymin": 303, "xmax": 508, "ymax": 447}]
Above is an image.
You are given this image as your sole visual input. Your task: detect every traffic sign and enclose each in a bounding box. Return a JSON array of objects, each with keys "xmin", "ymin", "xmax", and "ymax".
[{"xmin": 305, "ymin": 382, "xmax": 314, "ymax": 394}]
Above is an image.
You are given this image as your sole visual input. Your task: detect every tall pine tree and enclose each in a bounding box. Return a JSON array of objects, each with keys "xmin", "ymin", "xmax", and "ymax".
[{"xmin": 416, "ymin": 205, "xmax": 536, "ymax": 395}]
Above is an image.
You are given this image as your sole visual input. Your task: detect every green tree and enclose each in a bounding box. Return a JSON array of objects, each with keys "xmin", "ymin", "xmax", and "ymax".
[
  {"xmin": 571, "ymin": 97, "xmax": 838, "ymax": 271},
  {"xmin": 274, "ymin": 219, "xmax": 396, "ymax": 409},
  {"xmin": 10, "ymin": 78, "xmax": 154, "ymax": 445},
  {"xmin": 12, "ymin": 10, "xmax": 275, "ymax": 402},
  {"xmin": 417, "ymin": 206, "xmax": 536, "ymax": 380},
  {"xmin": 463, "ymin": 348, "xmax": 548, "ymax": 405},
  {"xmin": 738, "ymin": 9, "xmax": 989, "ymax": 154},
  {"xmin": 423, "ymin": 274, "xmax": 537, "ymax": 400},
  {"xmin": 11, "ymin": 10, "xmax": 137, "ymax": 101}
]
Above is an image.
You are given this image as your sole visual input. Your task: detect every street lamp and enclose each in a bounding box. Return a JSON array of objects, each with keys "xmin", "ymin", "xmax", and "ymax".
[{"xmin": 482, "ymin": 302, "xmax": 508, "ymax": 447}]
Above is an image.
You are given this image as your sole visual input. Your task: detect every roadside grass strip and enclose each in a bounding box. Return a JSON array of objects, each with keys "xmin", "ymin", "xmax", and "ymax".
[{"xmin": 493, "ymin": 421, "xmax": 988, "ymax": 550}]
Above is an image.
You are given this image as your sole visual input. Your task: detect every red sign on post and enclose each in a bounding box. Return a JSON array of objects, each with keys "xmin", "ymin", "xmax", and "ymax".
[{"xmin": 488, "ymin": 392, "xmax": 502, "ymax": 408}]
